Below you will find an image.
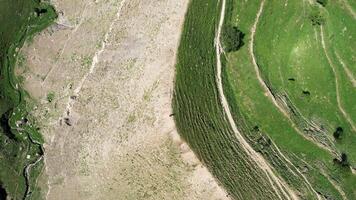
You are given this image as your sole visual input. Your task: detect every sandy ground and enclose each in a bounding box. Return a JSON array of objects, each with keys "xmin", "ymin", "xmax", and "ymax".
[{"xmin": 16, "ymin": 0, "xmax": 229, "ymax": 199}]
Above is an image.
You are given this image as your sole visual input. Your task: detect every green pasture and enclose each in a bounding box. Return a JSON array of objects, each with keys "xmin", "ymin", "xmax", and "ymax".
[
  {"xmin": 172, "ymin": 0, "xmax": 295, "ymax": 199},
  {"xmin": 223, "ymin": 0, "xmax": 356, "ymax": 199},
  {"xmin": 174, "ymin": 0, "xmax": 356, "ymax": 199}
]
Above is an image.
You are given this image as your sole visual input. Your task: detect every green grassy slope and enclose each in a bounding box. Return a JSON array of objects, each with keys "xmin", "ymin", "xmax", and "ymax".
[
  {"xmin": 222, "ymin": 0, "xmax": 356, "ymax": 199},
  {"xmin": 0, "ymin": 0, "xmax": 56, "ymax": 199},
  {"xmin": 173, "ymin": 0, "xmax": 294, "ymax": 199},
  {"xmin": 322, "ymin": 0, "xmax": 356, "ymax": 127},
  {"xmin": 253, "ymin": 0, "xmax": 356, "ymax": 161},
  {"xmin": 174, "ymin": 0, "xmax": 356, "ymax": 199}
]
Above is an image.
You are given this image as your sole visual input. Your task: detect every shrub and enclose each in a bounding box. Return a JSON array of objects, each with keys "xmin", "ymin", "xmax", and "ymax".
[
  {"xmin": 316, "ymin": 0, "xmax": 328, "ymax": 7},
  {"xmin": 221, "ymin": 25, "xmax": 245, "ymax": 52},
  {"xmin": 310, "ymin": 11, "xmax": 326, "ymax": 26},
  {"xmin": 333, "ymin": 127, "xmax": 343, "ymax": 139},
  {"xmin": 340, "ymin": 153, "xmax": 349, "ymax": 166},
  {"xmin": 334, "ymin": 153, "xmax": 349, "ymax": 167},
  {"xmin": 47, "ymin": 91, "xmax": 55, "ymax": 102}
]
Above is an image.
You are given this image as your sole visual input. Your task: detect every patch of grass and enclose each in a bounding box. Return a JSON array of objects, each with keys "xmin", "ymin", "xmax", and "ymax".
[
  {"xmin": 81, "ymin": 55, "xmax": 93, "ymax": 68},
  {"xmin": 46, "ymin": 92, "xmax": 55, "ymax": 103},
  {"xmin": 127, "ymin": 113, "xmax": 136, "ymax": 123}
]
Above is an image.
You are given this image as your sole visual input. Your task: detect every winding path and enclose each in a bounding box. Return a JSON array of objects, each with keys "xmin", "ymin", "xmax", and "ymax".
[
  {"xmin": 215, "ymin": 0, "xmax": 298, "ymax": 199},
  {"xmin": 335, "ymin": 52, "xmax": 356, "ymax": 88},
  {"xmin": 248, "ymin": 0, "xmax": 334, "ymax": 153},
  {"xmin": 320, "ymin": 26, "xmax": 356, "ymax": 132}
]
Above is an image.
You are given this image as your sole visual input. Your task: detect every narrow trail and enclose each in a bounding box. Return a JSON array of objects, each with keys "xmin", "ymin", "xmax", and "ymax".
[
  {"xmin": 45, "ymin": 1, "xmax": 127, "ymax": 198},
  {"xmin": 42, "ymin": 4, "xmax": 89, "ymax": 85},
  {"xmin": 215, "ymin": 0, "xmax": 298, "ymax": 199},
  {"xmin": 340, "ymin": 0, "xmax": 356, "ymax": 19},
  {"xmin": 64, "ymin": 0, "xmax": 127, "ymax": 117},
  {"xmin": 249, "ymin": 0, "xmax": 334, "ymax": 153},
  {"xmin": 270, "ymin": 141, "xmax": 323, "ymax": 200},
  {"xmin": 320, "ymin": 169, "xmax": 348, "ymax": 200},
  {"xmin": 320, "ymin": 26, "xmax": 356, "ymax": 133},
  {"xmin": 335, "ymin": 52, "xmax": 356, "ymax": 88}
]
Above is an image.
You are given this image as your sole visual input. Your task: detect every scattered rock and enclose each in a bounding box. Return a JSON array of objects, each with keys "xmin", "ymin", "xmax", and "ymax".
[
  {"xmin": 301, "ymin": 165, "xmax": 309, "ymax": 173},
  {"xmin": 64, "ymin": 118, "xmax": 72, "ymax": 126}
]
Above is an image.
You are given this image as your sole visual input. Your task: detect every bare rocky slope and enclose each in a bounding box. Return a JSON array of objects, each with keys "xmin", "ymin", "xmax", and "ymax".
[{"xmin": 16, "ymin": 0, "xmax": 229, "ymax": 199}]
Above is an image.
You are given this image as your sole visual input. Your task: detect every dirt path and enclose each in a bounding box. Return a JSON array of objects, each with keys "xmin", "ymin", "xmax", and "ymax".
[
  {"xmin": 271, "ymin": 141, "xmax": 323, "ymax": 200},
  {"xmin": 248, "ymin": 0, "xmax": 335, "ymax": 154},
  {"xmin": 335, "ymin": 52, "xmax": 356, "ymax": 88},
  {"xmin": 249, "ymin": 0, "xmax": 290, "ymax": 119},
  {"xmin": 320, "ymin": 26, "xmax": 356, "ymax": 133},
  {"xmin": 341, "ymin": 0, "xmax": 356, "ymax": 19},
  {"xmin": 215, "ymin": 0, "xmax": 299, "ymax": 199}
]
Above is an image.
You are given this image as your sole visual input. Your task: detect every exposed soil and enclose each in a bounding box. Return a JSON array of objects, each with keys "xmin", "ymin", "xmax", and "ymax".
[{"xmin": 16, "ymin": 0, "xmax": 229, "ymax": 199}]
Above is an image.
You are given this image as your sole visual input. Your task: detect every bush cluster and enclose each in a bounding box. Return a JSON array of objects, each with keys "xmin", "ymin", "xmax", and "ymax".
[
  {"xmin": 310, "ymin": 12, "xmax": 326, "ymax": 26},
  {"xmin": 222, "ymin": 25, "xmax": 245, "ymax": 52}
]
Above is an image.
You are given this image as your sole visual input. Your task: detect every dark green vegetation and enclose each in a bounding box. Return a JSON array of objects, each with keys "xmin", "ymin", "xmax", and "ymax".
[
  {"xmin": 221, "ymin": 25, "xmax": 245, "ymax": 52},
  {"xmin": 175, "ymin": 0, "xmax": 356, "ymax": 199},
  {"xmin": 0, "ymin": 0, "xmax": 56, "ymax": 199},
  {"xmin": 317, "ymin": 0, "xmax": 328, "ymax": 7},
  {"xmin": 173, "ymin": 0, "xmax": 285, "ymax": 199},
  {"xmin": 310, "ymin": 8, "xmax": 326, "ymax": 26}
]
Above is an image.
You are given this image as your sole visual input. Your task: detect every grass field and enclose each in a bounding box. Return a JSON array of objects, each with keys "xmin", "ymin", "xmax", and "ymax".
[
  {"xmin": 223, "ymin": 0, "xmax": 356, "ymax": 199},
  {"xmin": 173, "ymin": 0, "xmax": 290, "ymax": 199},
  {"xmin": 0, "ymin": 0, "xmax": 56, "ymax": 199},
  {"xmin": 175, "ymin": 0, "xmax": 356, "ymax": 199}
]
